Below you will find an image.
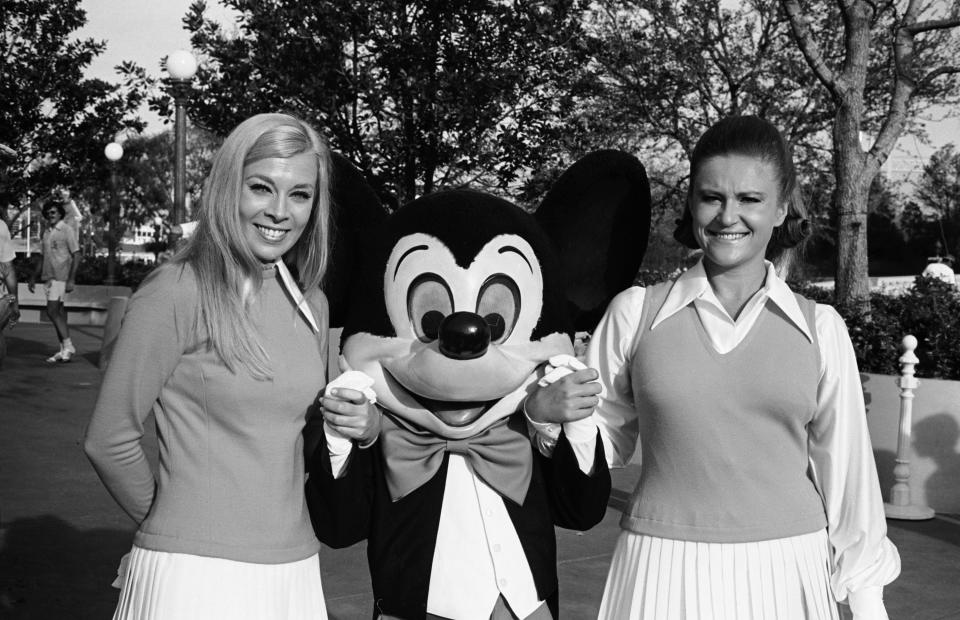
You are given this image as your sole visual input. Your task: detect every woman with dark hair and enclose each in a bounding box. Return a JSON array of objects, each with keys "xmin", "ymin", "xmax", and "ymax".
[
  {"xmin": 532, "ymin": 116, "xmax": 900, "ymax": 618},
  {"xmin": 84, "ymin": 112, "xmax": 377, "ymax": 619}
]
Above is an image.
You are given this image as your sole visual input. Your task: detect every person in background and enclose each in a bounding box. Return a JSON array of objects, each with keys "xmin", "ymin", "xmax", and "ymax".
[
  {"xmin": 84, "ymin": 112, "xmax": 376, "ymax": 619},
  {"xmin": 0, "ymin": 217, "xmax": 20, "ymax": 367},
  {"xmin": 527, "ymin": 115, "xmax": 900, "ymax": 619},
  {"xmin": 28, "ymin": 201, "xmax": 80, "ymax": 363}
]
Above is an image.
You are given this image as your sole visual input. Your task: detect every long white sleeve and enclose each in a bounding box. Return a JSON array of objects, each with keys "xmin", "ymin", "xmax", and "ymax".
[
  {"xmin": 583, "ymin": 287, "xmax": 646, "ymax": 469},
  {"xmin": 809, "ymin": 305, "xmax": 901, "ymax": 616},
  {"xmin": 324, "ymin": 371, "xmax": 378, "ymax": 478},
  {"xmin": 326, "ymin": 422, "xmax": 353, "ymax": 478}
]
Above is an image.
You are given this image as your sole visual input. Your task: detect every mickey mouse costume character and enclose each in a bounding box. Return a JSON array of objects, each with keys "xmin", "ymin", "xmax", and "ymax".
[{"xmin": 305, "ymin": 151, "xmax": 651, "ymax": 620}]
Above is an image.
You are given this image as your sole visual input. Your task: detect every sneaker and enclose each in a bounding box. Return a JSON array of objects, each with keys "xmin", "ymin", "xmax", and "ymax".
[{"xmin": 46, "ymin": 350, "xmax": 72, "ymax": 363}]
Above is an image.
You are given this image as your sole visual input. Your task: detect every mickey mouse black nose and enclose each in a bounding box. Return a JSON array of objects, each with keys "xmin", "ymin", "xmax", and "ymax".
[{"xmin": 438, "ymin": 311, "xmax": 490, "ymax": 360}]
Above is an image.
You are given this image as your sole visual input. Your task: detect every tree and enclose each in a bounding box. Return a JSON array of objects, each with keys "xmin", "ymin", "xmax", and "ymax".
[
  {"xmin": 899, "ymin": 198, "xmax": 934, "ymax": 260},
  {"xmin": 574, "ymin": 0, "xmax": 848, "ymax": 272},
  {"xmin": 177, "ymin": 0, "xmax": 593, "ymax": 208},
  {"xmin": 0, "ymin": 0, "xmax": 146, "ymax": 230},
  {"xmin": 865, "ymin": 173, "xmax": 909, "ymax": 275},
  {"xmin": 913, "ymin": 142, "xmax": 960, "ymax": 259},
  {"xmin": 574, "ymin": 0, "xmax": 960, "ymax": 290},
  {"xmin": 782, "ymin": 0, "xmax": 960, "ymax": 309},
  {"xmin": 78, "ymin": 127, "xmax": 220, "ymax": 251},
  {"xmin": 580, "ymin": 1, "xmax": 835, "ymax": 168}
]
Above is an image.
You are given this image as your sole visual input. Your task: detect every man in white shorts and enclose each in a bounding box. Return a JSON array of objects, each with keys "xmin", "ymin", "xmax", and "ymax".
[{"xmin": 28, "ymin": 202, "xmax": 80, "ymax": 363}]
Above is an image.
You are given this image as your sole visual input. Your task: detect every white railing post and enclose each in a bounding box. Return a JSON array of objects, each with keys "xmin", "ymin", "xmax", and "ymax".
[{"xmin": 884, "ymin": 335, "xmax": 935, "ymax": 520}]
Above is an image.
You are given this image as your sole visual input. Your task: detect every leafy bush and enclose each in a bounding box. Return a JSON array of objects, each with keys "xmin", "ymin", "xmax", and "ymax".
[
  {"xmin": 12, "ymin": 254, "xmax": 33, "ymax": 283},
  {"xmin": 794, "ymin": 276, "xmax": 960, "ymax": 380},
  {"xmin": 117, "ymin": 259, "xmax": 159, "ymax": 290},
  {"xmin": 885, "ymin": 276, "xmax": 960, "ymax": 380},
  {"xmin": 74, "ymin": 256, "xmax": 158, "ymax": 289},
  {"xmin": 633, "ymin": 269, "xmax": 675, "ymax": 287}
]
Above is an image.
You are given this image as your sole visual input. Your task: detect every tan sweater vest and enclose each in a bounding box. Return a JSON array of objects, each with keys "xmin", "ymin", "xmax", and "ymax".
[{"xmin": 620, "ymin": 282, "xmax": 828, "ymax": 543}]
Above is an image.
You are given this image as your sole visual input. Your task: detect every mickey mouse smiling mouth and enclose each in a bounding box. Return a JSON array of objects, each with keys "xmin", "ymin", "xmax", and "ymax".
[
  {"xmin": 378, "ymin": 323, "xmax": 547, "ymax": 428},
  {"xmin": 386, "ymin": 310, "xmax": 505, "ymax": 426}
]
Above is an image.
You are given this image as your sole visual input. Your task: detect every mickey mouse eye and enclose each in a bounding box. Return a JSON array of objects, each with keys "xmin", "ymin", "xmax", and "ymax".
[
  {"xmin": 408, "ymin": 274, "xmax": 453, "ymax": 342},
  {"xmin": 477, "ymin": 274, "xmax": 520, "ymax": 344}
]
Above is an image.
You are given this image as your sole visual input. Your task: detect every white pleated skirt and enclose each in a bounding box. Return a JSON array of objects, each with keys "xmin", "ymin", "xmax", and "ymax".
[
  {"xmin": 112, "ymin": 545, "xmax": 328, "ymax": 620},
  {"xmin": 598, "ymin": 529, "xmax": 840, "ymax": 620}
]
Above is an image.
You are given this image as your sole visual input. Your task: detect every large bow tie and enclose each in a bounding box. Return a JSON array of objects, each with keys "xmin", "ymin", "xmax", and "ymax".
[{"xmin": 379, "ymin": 414, "xmax": 533, "ymax": 505}]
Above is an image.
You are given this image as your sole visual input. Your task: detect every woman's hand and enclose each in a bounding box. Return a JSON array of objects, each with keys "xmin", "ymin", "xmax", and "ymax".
[
  {"xmin": 321, "ymin": 387, "xmax": 382, "ymax": 446},
  {"xmin": 525, "ymin": 368, "xmax": 601, "ymax": 424}
]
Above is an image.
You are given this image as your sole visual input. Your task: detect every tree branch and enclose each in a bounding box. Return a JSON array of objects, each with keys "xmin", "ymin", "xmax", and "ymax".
[
  {"xmin": 919, "ymin": 65, "xmax": 960, "ymax": 88},
  {"xmin": 866, "ymin": 0, "xmax": 923, "ymax": 178},
  {"xmin": 709, "ymin": 1, "xmax": 740, "ymax": 105},
  {"xmin": 781, "ymin": 0, "xmax": 840, "ymax": 98},
  {"xmin": 904, "ymin": 17, "xmax": 960, "ymax": 35}
]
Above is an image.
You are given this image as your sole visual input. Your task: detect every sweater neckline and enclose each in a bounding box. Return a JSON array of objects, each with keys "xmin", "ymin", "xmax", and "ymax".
[{"xmin": 692, "ymin": 300, "xmax": 768, "ymax": 359}]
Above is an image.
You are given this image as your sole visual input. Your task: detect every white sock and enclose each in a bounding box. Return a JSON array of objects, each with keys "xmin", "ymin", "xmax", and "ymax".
[{"xmin": 62, "ymin": 338, "xmax": 74, "ymax": 352}]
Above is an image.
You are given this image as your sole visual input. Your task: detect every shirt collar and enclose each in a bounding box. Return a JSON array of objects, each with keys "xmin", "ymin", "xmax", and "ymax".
[
  {"xmin": 275, "ymin": 261, "xmax": 321, "ymax": 333},
  {"xmin": 242, "ymin": 260, "xmax": 320, "ymax": 334},
  {"xmin": 651, "ymin": 259, "xmax": 813, "ymax": 343}
]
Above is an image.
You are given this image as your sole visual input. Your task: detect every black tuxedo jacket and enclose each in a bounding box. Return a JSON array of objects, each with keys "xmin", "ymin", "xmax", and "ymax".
[{"xmin": 304, "ymin": 410, "xmax": 611, "ymax": 620}]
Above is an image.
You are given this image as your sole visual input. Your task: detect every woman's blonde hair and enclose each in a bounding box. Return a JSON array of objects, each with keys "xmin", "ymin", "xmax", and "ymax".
[{"xmin": 174, "ymin": 112, "xmax": 333, "ymax": 379}]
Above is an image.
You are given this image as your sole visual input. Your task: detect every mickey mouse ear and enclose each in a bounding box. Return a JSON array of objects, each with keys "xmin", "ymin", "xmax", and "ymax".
[
  {"xmin": 325, "ymin": 153, "xmax": 388, "ymax": 327},
  {"xmin": 535, "ymin": 150, "xmax": 652, "ymax": 331}
]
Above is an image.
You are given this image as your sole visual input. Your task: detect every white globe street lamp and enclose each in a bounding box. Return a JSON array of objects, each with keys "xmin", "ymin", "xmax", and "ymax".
[
  {"xmin": 104, "ymin": 141, "xmax": 123, "ymax": 285},
  {"xmin": 104, "ymin": 142, "xmax": 123, "ymax": 162},
  {"xmin": 167, "ymin": 50, "xmax": 198, "ymax": 81},
  {"xmin": 165, "ymin": 50, "xmax": 198, "ymax": 229}
]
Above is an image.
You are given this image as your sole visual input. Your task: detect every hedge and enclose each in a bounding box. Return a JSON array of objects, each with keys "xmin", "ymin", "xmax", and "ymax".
[
  {"xmin": 12, "ymin": 254, "xmax": 158, "ymax": 291},
  {"xmin": 794, "ymin": 275, "xmax": 960, "ymax": 381}
]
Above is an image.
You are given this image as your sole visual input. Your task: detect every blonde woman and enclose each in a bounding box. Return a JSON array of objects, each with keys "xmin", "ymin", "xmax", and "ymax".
[{"xmin": 84, "ymin": 113, "xmax": 377, "ymax": 619}]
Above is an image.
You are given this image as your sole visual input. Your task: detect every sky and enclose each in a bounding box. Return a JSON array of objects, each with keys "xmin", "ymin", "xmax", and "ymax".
[
  {"xmin": 77, "ymin": 0, "xmax": 959, "ymax": 162},
  {"xmin": 77, "ymin": 0, "xmax": 238, "ymax": 134}
]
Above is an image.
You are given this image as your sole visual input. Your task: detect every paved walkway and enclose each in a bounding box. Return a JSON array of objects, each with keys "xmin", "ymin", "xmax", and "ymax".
[{"xmin": 1, "ymin": 323, "xmax": 959, "ymax": 619}]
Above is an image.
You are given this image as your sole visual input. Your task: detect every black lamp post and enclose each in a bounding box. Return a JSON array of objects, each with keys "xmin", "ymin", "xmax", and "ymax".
[
  {"xmin": 104, "ymin": 141, "xmax": 123, "ymax": 286},
  {"xmin": 165, "ymin": 50, "xmax": 197, "ymax": 231}
]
